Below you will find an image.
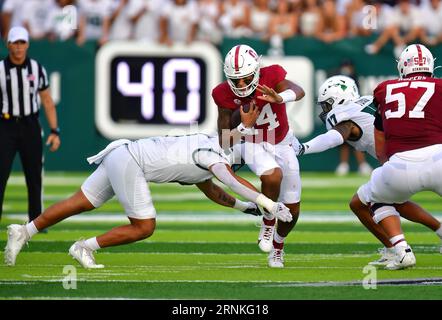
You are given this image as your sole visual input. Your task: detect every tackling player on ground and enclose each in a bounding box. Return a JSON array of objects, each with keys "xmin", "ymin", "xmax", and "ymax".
[{"xmin": 5, "ymin": 111, "xmax": 293, "ymax": 269}]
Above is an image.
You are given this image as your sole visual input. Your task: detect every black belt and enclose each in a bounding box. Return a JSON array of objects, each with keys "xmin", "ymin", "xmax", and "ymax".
[{"xmin": 0, "ymin": 113, "xmax": 37, "ymax": 122}]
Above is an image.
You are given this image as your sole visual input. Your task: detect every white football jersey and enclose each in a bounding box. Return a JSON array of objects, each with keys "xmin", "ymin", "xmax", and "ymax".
[
  {"xmin": 127, "ymin": 134, "xmax": 230, "ymax": 184},
  {"xmin": 161, "ymin": 0, "xmax": 199, "ymax": 43},
  {"xmin": 77, "ymin": 0, "xmax": 113, "ymax": 40},
  {"xmin": 324, "ymin": 95, "xmax": 377, "ymax": 158}
]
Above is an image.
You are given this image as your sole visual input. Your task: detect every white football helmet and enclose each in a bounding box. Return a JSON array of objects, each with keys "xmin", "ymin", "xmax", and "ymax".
[
  {"xmin": 317, "ymin": 75, "xmax": 360, "ymax": 122},
  {"xmin": 223, "ymin": 44, "xmax": 261, "ymax": 97},
  {"xmin": 397, "ymin": 44, "xmax": 434, "ymax": 78}
]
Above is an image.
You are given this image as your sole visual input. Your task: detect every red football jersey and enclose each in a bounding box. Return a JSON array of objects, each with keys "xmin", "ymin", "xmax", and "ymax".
[
  {"xmin": 374, "ymin": 76, "xmax": 442, "ymax": 158},
  {"xmin": 212, "ymin": 64, "xmax": 289, "ymax": 144}
]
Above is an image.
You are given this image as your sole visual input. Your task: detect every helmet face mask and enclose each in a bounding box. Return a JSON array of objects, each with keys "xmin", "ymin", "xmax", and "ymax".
[
  {"xmin": 397, "ymin": 44, "xmax": 434, "ymax": 78},
  {"xmin": 317, "ymin": 75, "xmax": 360, "ymax": 122},
  {"xmin": 318, "ymin": 98, "xmax": 335, "ymax": 123},
  {"xmin": 224, "ymin": 45, "xmax": 261, "ymax": 97}
]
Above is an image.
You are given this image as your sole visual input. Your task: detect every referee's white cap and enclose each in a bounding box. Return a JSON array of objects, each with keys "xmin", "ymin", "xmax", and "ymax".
[{"xmin": 7, "ymin": 26, "xmax": 29, "ymax": 43}]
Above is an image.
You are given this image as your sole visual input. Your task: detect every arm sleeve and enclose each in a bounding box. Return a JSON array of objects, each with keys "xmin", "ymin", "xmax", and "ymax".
[
  {"xmin": 210, "ymin": 163, "xmax": 262, "ymax": 205},
  {"xmin": 193, "ymin": 148, "xmax": 229, "ymax": 169},
  {"xmin": 303, "ymin": 129, "xmax": 345, "ymax": 155}
]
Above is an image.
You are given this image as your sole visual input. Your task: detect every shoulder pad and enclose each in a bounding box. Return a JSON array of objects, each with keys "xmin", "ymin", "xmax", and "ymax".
[{"xmin": 352, "ymin": 96, "xmax": 374, "ymax": 107}]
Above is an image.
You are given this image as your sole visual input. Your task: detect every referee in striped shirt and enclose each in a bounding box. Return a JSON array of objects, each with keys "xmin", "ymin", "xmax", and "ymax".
[{"xmin": 0, "ymin": 27, "xmax": 61, "ymax": 222}]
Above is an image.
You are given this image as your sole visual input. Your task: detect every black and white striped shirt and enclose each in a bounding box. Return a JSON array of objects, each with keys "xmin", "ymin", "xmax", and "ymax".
[{"xmin": 0, "ymin": 56, "xmax": 49, "ymax": 117}]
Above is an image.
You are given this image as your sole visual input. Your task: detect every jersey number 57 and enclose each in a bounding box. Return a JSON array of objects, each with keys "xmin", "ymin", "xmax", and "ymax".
[{"xmin": 385, "ymin": 81, "xmax": 435, "ymax": 119}]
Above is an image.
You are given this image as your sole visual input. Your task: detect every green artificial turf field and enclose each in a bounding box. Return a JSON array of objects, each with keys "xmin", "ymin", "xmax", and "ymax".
[{"xmin": 0, "ymin": 172, "xmax": 441, "ymax": 300}]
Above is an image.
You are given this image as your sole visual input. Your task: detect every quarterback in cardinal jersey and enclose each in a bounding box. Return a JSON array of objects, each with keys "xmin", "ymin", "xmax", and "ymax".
[
  {"xmin": 212, "ymin": 44, "xmax": 305, "ymax": 268},
  {"xmin": 213, "ymin": 64, "xmax": 291, "ymax": 144}
]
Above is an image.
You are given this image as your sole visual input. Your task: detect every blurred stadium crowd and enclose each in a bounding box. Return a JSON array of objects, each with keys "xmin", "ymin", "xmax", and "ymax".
[{"xmin": 0, "ymin": 0, "xmax": 441, "ymax": 56}]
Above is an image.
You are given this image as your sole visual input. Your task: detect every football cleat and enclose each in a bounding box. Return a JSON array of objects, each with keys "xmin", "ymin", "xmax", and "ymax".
[
  {"xmin": 4, "ymin": 224, "xmax": 29, "ymax": 266},
  {"xmin": 268, "ymin": 248, "xmax": 285, "ymax": 268},
  {"xmin": 69, "ymin": 241, "xmax": 104, "ymax": 269},
  {"xmin": 369, "ymin": 247, "xmax": 396, "ymax": 266},
  {"xmin": 384, "ymin": 246, "xmax": 416, "ymax": 270},
  {"xmin": 258, "ymin": 219, "xmax": 275, "ymax": 253}
]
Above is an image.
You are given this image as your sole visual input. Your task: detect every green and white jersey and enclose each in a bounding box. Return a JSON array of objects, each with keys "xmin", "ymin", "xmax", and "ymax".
[
  {"xmin": 324, "ymin": 95, "xmax": 377, "ymax": 158},
  {"xmin": 128, "ymin": 134, "xmax": 230, "ymax": 184}
]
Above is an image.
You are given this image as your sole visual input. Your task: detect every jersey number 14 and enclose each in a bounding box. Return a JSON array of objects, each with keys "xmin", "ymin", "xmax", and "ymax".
[{"xmin": 256, "ymin": 104, "xmax": 280, "ymax": 130}]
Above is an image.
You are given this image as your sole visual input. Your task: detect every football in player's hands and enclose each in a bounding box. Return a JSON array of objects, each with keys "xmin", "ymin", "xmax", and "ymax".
[{"xmin": 230, "ymin": 103, "xmax": 251, "ymax": 129}]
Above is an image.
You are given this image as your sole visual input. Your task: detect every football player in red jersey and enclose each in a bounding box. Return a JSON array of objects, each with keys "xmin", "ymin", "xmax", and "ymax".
[
  {"xmin": 212, "ymin": 44, "xmax": 305, "ymax": 268},
  {"xmin": 293, "ymin": 75, "xmax": 442, "ymax": 267},
  {"xmin": 358, "ymin": 44, "xmax": 442, "ymax": 270}
]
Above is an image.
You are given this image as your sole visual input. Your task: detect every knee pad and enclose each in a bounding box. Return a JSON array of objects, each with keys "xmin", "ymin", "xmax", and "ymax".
[
  {"xmin": 356, "ymin": 183, "xmax": 370, "ymax": 206},
  {"xmin": 370, "ymin": 203, "xmax": 400, "ymax": 224}
]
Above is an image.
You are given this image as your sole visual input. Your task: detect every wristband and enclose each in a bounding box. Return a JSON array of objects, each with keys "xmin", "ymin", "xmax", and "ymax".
[
  {"xmin": 255, "ymin": 194, "xmax": 275, "ymax": 212},
  {"xmin": 233, "ymin": 199, "xmax": 250, "ymax": 212},
  {"xmin": 236, "ymin": 122, "xmax": 256, "ymax": 135},
  {"xmin": 50, "ymin": 128, "xmax": 60, "ymax": 136},
  {"xmin": 278, "ymin": 89, "xmax": 297, "ymax": 103}
]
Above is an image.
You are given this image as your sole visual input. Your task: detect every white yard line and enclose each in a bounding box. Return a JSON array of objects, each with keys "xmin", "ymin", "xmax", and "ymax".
[
  {"xmin": 5, "ymin": 212, "xmax": 442, "ymax": 223},
  {"xmin": 2, "ymin": 277, "xmax": 442, "ymax": 286},
  {"xmin": 2, "ymin": 213, "xmax": 361, "ymax": 222},
  {"xmin": 7, "ymin": 175, "xmax": 369, "ymax": 188}
]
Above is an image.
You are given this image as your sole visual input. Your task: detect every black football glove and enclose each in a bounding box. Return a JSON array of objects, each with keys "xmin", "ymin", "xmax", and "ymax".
[
  {"xmin": 298, "ymin": 143, "xmax": 306, "ymax": 156},
  {"xmin": 292, "ymin": 138, "xmax": 306, "ymax": 156},
  {"xmin": 242, "ymin": 203, "xmax": 263, "ymax": 216}
]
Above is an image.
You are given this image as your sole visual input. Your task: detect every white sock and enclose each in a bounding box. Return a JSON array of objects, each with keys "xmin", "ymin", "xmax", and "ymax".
[
  {"xmin": 390, "ymin": 234, "xmax": 408, "ymax": 249},
  {"xmin": 435, "ymin": 225, "xmax": 442, "ymax": 239},
  {"xmin": 273, "ymin": 232, "xmax": 285, "ymax": 244},
  {"xmin": 25, "ymin": 221, "xmax": 39, "ymax": 238},
  {"xmin": 233, "ymin": 199, "xmax": 250, "ymax": 212},
  {"xmin": 84, "ymin": 237, "xmax": 101, "ymax": 251}
]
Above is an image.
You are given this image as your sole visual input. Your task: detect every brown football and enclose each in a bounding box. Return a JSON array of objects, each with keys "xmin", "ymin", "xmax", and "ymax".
[{"xmin": 230, "ymin": 103, "xmax": 250, "ymax": 129}]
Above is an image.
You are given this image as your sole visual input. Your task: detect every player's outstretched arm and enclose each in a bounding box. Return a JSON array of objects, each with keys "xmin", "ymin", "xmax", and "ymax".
[
  {"xmin": 208, "ymin": 163, "xmax": 292, "ymax": 222},
  {"xmin": 195, "ymin": 180, "xmax": 262, "ymax": 216},
  {"xmin": 296, "ymin": 121, "xmax": 355, "ymax": 156}
]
